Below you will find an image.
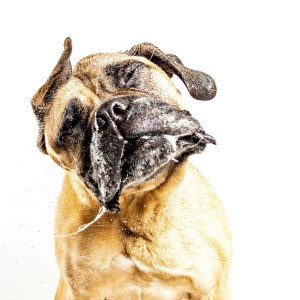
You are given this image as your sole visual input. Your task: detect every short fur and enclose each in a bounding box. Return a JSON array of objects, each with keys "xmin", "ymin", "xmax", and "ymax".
[{"xmin": 31, "ymin": 38, "xmax": 231, "ymax": 299}]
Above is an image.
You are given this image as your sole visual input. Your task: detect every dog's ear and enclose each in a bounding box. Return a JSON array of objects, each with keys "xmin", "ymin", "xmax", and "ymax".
[
  {"xmin": 31, "ymin": 37, "xmax": 72, "ymax": 154},
  {"xmin": 125, "ymin": 42, "xmax": 216, "ymax": 100}
]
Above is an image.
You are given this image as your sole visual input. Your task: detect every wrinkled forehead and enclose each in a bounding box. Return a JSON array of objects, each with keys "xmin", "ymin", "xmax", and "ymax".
[
  {"xmin": 71, "ymin": 52, "xmax": 184, "ymax": 108},
  {"xmin": 74, "ymin": 52, "xmax": 161, "ymax": 78}
]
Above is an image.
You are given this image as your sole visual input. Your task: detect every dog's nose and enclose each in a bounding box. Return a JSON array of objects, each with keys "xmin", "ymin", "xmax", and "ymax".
[{"xmin": 94, "ymin": 97, "xmax": 130, "ymax": 131}]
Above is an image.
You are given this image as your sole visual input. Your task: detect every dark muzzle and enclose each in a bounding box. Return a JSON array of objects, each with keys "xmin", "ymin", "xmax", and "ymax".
[{"xmin": 89, "ymin": 95, "xmax": 216, "ymax": 211}]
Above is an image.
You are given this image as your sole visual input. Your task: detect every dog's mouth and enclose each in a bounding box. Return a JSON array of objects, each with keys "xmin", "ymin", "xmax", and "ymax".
[
  {"xmin": 85, "ymin": 97, "xmax": 216, "ymax": 212},
  {"xmin": 121, "ymin": 131, "xmax": 215, "ymax": 185}
]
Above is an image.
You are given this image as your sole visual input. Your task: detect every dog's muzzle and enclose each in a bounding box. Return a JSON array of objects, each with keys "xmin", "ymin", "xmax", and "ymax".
[{"xmin": 89, "ymin": 95, "xmax": 216, "ymax": 211}]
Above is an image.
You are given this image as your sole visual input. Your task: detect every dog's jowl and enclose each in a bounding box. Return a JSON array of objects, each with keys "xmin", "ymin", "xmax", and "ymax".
[{"xmin": 32, "ymin": 38, "xmax": 232, "ymax": 300}]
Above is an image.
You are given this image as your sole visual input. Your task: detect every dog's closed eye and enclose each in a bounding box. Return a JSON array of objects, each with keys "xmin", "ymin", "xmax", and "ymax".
[
  {"xmin": 56, "ymin": 98, "xmax": 88, "ymax": 148},
  {"xmin": 63, "ymin": 98, "xmax": 82, "ymax": 127},
  {"xmin": 122, "ymin": 61, "xmax": 144, "ymax": 86},
  {"xmin": 105, "ymin": 61, "xmax": 144, "ymax": 88}
]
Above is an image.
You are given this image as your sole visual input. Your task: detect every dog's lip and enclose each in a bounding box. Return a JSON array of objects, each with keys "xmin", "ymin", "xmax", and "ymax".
[
  {"xmin": 104, "ymin": 189, "xmax": 121, "ymax": 212},
  {"xmin": 96, "ymin": 129, "xmax": 216, "ymax": 212},
  {"xmin": 121, "ymin": 130, "xmax": 216, "ymax": 144},
  {"xmin": 186, "ymin": 131, "xmax": 217, "ymax": 145},
  {"xmin": 120, "ymin": 130, "xmax": 216, "ymax": 176}
]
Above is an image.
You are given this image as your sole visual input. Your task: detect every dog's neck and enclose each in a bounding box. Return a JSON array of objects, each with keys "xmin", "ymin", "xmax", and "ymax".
[{"xmin": 54, "ymin": 161, "xmax": 187, "ymax": 236}]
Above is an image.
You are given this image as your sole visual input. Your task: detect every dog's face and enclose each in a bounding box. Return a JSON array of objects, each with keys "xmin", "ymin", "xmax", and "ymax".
[{"xmin": 32, "ymin": 38, "xmax": 217, "ymax": 211}]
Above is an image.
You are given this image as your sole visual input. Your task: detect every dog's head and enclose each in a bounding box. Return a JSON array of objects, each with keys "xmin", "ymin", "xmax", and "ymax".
[{"xmin": 31, "ymin": 38, "xmax": 217, "ymax": 211}]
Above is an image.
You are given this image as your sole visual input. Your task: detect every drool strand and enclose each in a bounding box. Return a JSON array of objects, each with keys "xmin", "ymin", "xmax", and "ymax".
[{"xmin": 54, "ymin": 206, "xmax": 108, "ymax": 238}]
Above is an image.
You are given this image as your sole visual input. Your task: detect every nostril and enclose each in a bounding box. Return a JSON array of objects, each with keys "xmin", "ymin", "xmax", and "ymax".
[
  {"xmin": 95, "ymin": 115, "xmax": 108, "ymax": 129},
  {"xmin": 112, "ymin": 103, "xmax": 127, "ymax": 116}
]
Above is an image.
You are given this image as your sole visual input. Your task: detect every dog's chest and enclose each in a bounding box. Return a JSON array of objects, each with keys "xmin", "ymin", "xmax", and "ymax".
[
  {"xmin": 56, "ymin": 193, "xmax": 202, "ymax": 298},
  {"xmin": 63, "ymin": 239, "xmax": 195, "ymax": 299}
]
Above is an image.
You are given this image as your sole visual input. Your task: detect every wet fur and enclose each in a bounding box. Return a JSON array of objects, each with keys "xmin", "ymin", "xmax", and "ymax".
[{"xmin": 31, "ymin": 39, "xmax": 231, "ymax": 299}]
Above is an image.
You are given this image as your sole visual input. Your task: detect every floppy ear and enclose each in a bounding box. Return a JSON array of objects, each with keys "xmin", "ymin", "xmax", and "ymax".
[
  {"xmin": 125, "ymin": 42, "xmax": 217, "ymax": 100},
  {"xmin": 31, "ymin": 37, "xmax": 73, "ymax": 154}
]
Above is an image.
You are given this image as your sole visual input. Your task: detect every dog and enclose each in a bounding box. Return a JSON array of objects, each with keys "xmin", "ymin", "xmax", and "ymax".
[{"xmin": 31, "ymin": 38, "xmax": 231, "ymax": 300}]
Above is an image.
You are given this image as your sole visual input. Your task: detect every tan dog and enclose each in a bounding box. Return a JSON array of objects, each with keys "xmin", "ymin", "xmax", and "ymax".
[{"xmin": 31, "ymin": 38, "xmax": 231, "ymax": 300}]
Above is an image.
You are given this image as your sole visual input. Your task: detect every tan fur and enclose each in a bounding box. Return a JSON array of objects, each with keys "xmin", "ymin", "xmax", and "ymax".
[
  {"xmin": 54, "ymin": 161, "xmax": 231, "ymax": 300},
  {"xmin": 32, "ymin": 40, "xmax": 232, "ymax": 299}
]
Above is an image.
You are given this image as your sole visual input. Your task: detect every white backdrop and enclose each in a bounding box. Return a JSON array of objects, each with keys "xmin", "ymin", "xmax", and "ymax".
[{"xmin": 0, "ymin": 1, "xmax": 299, "ymax": 299}]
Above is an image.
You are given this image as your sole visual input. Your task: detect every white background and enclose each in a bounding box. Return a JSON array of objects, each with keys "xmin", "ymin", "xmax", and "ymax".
[{"xmin": 0, "ymin": 0, "xmax": 299, "ymax": 299}]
